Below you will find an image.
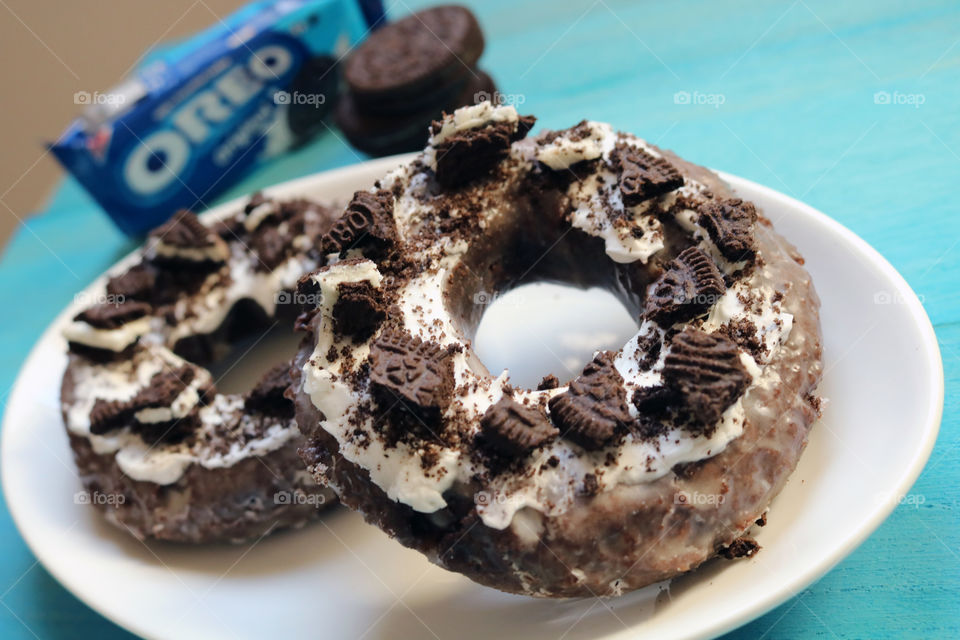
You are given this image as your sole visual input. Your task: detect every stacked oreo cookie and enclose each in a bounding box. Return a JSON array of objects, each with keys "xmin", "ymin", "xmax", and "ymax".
[{"xmin": 335, "ymin": 5, "xmax": 496, "ymax": 156}]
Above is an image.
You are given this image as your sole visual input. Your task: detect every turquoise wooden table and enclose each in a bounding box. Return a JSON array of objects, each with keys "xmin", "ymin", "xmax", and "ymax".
[{"xmin": 1, "ymin": 0, "xmax": 957, "ymax": 637}]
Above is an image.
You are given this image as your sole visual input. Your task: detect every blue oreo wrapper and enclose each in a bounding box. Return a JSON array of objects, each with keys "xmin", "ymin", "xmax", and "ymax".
[{"xmin": 51, "ymin": 0, "xmax": 383, "ymax": 236}]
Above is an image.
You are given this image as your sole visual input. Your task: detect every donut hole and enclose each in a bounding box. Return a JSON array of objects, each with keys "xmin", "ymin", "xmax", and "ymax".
[
  {"xmin": 473, "ymin": 283, "xmax": 638, "ymax": 389},
  {"xmin": 201, "ymin": 299, "xmax": 304, "ymax": 395},
  {"xmin": 451, "ymin": 214, "xmax": 648, "ymax": 388}
]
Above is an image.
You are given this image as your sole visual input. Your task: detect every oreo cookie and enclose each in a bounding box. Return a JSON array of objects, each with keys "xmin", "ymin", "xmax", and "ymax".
[
  {"xmin": 336, "ymin": 69, "xmax": 497, "ymax": 156},
  {"xmin": 245, "ymin": 363, "xmax": 295, "ymax": 418},
  {"xmin": 89, "ymin": 399, "xmax": 135, "ymax": 435},
  {"xmin": 74, "ymin": 300, "xmax": 151, "ymax": 330},
  {"xmin": 332, "ymin": 280, "xmax": 386, "ymax": 342},
  {"xmin": 148, "ymin": 210, "xmax": 229, "ymax": 269},
  {"xmin": 130, "ymin": 366, "xmax": 204, "ymax": 444},
  {"xmin": 343, "ymin": 6, "xmax": 484, "ymax": 110},
  {"xmin": 335, "ymin": 6, "xmax": 497, "ymax": 157},
  {"xmin": 105, "ymin": 264, "xmax": 156, "ymax": 302}
]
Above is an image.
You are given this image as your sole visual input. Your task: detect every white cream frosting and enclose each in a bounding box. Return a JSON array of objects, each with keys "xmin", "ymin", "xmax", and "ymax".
[
  {"xmin": 297, "ymin": 109, "xmax": 797, "ymax": 530},
  {"xmin": 168, "ymin": 229, "xmax": 319, "ymax": 343},
  {"xmin": 534, "ymin": 122, "xmax": 676, "ymax": 264},
  {"xmin": 535, "ymin": 120, "xmax": 610, "ymax": 170}
]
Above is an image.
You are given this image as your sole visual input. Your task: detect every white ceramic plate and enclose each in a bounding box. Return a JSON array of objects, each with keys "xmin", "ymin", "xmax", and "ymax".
[{"xmin": 2, "ymin": 156, "xmax": 943, "ymax": 640}]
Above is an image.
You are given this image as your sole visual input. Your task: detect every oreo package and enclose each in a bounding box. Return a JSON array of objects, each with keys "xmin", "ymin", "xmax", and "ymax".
[{"xmin": 51, "ymin": 0, "xmax": 384, "ymax": 236}]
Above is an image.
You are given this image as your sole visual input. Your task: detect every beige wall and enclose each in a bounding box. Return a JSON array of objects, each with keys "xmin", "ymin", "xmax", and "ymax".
[{"xmin": 0, "ymin": 0, "xmax": 244, "ymax": 250}]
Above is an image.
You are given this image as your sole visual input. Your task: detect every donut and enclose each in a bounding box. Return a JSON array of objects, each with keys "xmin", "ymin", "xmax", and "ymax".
[
  {"xmin": 291, "ymin": 103, "xmax": 823, "ymax": 596},
  {"xmin": 61, "ymin": 194, "xmax": 339, "ymax": 543}
]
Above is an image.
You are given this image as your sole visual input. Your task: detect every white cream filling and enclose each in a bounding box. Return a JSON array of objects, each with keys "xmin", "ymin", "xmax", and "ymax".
[{"xmin": 62, "ymin": 315, "xmax": 151, "ymax": 352}]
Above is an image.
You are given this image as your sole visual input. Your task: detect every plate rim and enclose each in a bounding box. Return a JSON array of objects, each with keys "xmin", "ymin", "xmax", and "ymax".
[{"xmin": 1, "ymin": 159, "xmax": 944, "ymax": 640}]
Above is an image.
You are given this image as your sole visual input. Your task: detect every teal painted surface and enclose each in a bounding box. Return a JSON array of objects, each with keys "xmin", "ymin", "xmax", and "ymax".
[{"xmin": 1, "ymin": 0, "xmax": 958, "ymax": 637}]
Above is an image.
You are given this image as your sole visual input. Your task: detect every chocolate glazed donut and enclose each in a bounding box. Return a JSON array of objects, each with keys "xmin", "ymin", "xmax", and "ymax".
[
  {"xmin": 61, "ymin": 195, "xmax": 339, "ymax": 543},
  {"xmin": 292, "ymin": 104, "xmax": 823, "ymax": 597}
]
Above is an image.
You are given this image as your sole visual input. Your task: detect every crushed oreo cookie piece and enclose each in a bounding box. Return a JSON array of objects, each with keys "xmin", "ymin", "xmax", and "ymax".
[
  {"xmin": 698, "ymin": 198, "xmax": 758, "ymax": 262},
  {"xmin": 89, "ymin": 399, "xmax": 134, "ymax": 435},
  {"xmin": 292, "ymin": 272, "xmax": 322, "ymax": 332},
  {"xmin": 74, "ymin": 300, "xmax": 151, "ymax": 329},
  {"xmin": 321, "ymin": 190, "xmax": 398, "ymax": 258},
  {"xmin": 516, "ymin": 114, "xmax": 537, "ymax": 139},
  {"xmin": 632, "ymin": 384, "xmax": 677, "ymax": 415},
  {"xmin": 479, "ymin": 396, "xmax": 557, "ymax": 459},
  {"xmin": 662, "ymin": 328, "xmax": 751, "ymax": 432},
  {"xmin": 672, "ymin": 460, "xmax": 706, "ymax": 480},
  {"xmin": 643, "ymin": 247, "xmax": 725, "ymax": 325},
  {"xmin": 130, "ymin": 366, "xmax": 200, "ymax": 443},
  {"xmin": 251, "ymin": 224, "xmax": 289, "ymax": 271},
  {"xmin": 612, "ymin": 145, "xmax": 684, "ymax": 206},
  {"xmin": 332, "ymin": 280, "xmax": 386, "ymax": 342},
  {"xmin": 245, "ymin": 363, "xmax": 294, "ymax": 418},
  {"xmin": 134, "ymin": 366, "xmax": 195, "ymax": 408},
  {"xmin": 149, "ymin": 210, "xmax": 228, "ymax": 268},
  {"xmin": 717, "ymin": 317, "xmax": 765, "ymax": 361},
  {"xmin": 243, "ymin": 191, "xmax": 268, "ymax": 215},
  {"xmin": 368, "ymin": 328, "xmax": 454, "ymax": 430},
  {"xmin": 536, "ymin": 374, "xmax": 560, "ymax": 391},
  {"xmin": 635, "ymin": 330, "xmax": 662, "ymax": 370},
  {"xmin": 718, "ymin": 537, "xmax": 760, "ymax": 559},
  {"xmin": 630, "ymin": 414, "xmax": 669, "ymax": 440},
  {"xmin": 433, "ymin": 115, "xmax": 535, "ymax": 188},
  {"xmin": 106, "ymin": 264, "xmax": 156, "ymax": 302},
  {"xmin": 548, "ymin": 351, "xmax": 631, "ymax": 450},
  {"xmin": 151, "ymin": 210, "xmax": 217, "ymax": 250}
]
